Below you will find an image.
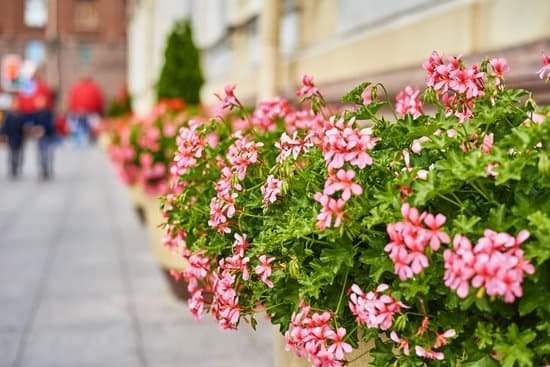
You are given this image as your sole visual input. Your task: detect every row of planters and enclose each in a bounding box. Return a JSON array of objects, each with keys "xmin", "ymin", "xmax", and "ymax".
[
  {"xmin": 104, "ymin": 52, "xmax": 550, "ymax": 366},
  {"xmin": 101, "ymin": 99, "xmax": 197, "ymax": 293}
]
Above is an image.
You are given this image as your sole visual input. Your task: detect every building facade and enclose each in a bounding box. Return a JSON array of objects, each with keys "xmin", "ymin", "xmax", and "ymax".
[
  {"xmin": 194, "ymin": 0, "xmax": 550, "ymax": 104},
  {"xmin": 0, "ymin": 0, "xmax": 127, "ymax": 111},
  {"xmin": 126, "ymin": 0, "xmax": 550, "ymax": 114}
]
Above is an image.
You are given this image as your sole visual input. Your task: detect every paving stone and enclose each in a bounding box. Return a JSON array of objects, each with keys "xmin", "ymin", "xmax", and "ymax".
[
  {"xmin": 17, "ymin": 323, "xmax": 142, "ymax": 367},
  {"xmin": 0, "ymin": 331, "xmax": 19, "ymax": 367},
  {"xmin": 0, "ymin": 146, "xmax": 274, "ymax": 366}
]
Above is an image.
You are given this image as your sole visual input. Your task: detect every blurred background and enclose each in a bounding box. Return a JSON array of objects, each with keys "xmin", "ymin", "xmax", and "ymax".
[{"xmin": 0, "ymin": 1, "xmax": 549, "ymax": 367}]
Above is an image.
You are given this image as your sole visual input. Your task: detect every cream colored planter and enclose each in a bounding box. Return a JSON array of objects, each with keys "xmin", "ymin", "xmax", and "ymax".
[
  {"xmin": 98, "ymin": 133, "xmax": 112, "ymax": 150},
  {"xmin": 143, "ymin": 195, "xmax": 188, "ymax": 271},
  {"xmin": 274, "ymin": 330, "xmax": 373, "ymax": 367},
  {"xmin": 128, "ymin": 185, "xmax": 147, "ymax": 209}
]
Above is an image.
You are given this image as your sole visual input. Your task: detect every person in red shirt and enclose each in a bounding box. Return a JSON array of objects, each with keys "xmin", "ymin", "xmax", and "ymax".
[
  {"xmin": 68, "ymin": 77, "xmax": 103, "ymax": 145},
  {"xmin": 16, "ymin": 75, "xmax": 56, "ymax": 180}
]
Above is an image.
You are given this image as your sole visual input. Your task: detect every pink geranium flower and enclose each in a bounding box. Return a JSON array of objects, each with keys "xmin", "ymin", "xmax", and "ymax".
[
  {"xmin": 415, "ymin": 345, "xmax": 444, "ymax": 360},
  {"xmin": 296, "ymin": 74, "xmax": 319, "ymax": 98},
  {"xmin": 323, "ymin": 169, "xmax": 363, "ymax": 201},
  {"xmin": 390, "ymin": 331, "xmax": 410, "ymax": 356},
  {"xmin": 215, "ymin": 84, "xmax": 239, "ymax": 110},
  {"xmin": 255, "ymin": 255, "xmax": 275, "ymax": 288},
  {"xmin": 395, "ymin": 86, "xmax": 424, "ymax": 118},
  {"xmin": 327, "ymin": 328, "xmax": 352, "ymax": 360},
  {"xmin": 538, "ymin": 52, "xmax": 550, "ymax": 80},
  {"xmin": 361, "ymin": 86, "xmax": 374, "ymax": 105},
  {"xmin": 261, "ymin": 175, "xmax": 283, "ymax": 207}
]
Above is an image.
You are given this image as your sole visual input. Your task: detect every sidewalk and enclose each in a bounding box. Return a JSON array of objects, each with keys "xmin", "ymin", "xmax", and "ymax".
[{"xmin": 0, "ymin": 144, "xmax": 273, "ymax": 367}]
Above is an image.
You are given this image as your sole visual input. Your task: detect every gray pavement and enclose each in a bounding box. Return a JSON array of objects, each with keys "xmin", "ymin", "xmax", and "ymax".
[{"xmin": 0, "ymin": 143, "xmax": 273, "ymax": 367}]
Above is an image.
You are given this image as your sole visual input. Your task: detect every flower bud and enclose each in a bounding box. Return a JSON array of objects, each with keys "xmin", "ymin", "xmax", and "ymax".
[
  {"xmin": 538, "ymin": 152, "xmax": 550, "ymax": 176},
  {"xmin": 288, "ymin": 257, "xmax": 300, "ymax": 279}
]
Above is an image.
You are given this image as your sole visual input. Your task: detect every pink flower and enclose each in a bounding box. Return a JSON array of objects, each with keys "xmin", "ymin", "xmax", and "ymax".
[
  {"xmin": 490, "ymin": 58, "xmax": 509, "ymax": 86},
  {"xmin": 349, "ymin": 283, "xmax": 407, "ymax": 330},
  {"xmin": 255, "ymin": 255, "xmax": 275, "ymax": 288},
  {"xmin": 361, "ymin": 86, "xmax": 374, "ymax": 105},
  {"xmin": 327, "ymin": 328, "xmax": 352, "ymax": 360},
  {"xmin": 261, "ymin": 175, "xmax": 283, "ymax": 207},
  {"xmin": 320, "ymin": 116, "xmax": 379, "ymax": 170},
  {"xmin": 444, "ymin": 234, "xmax": 475, "ymax": 298},
  {"xmin": 444, "ymin": 230, "xmax": 534, "ymax": 303},
  {"xmin": 538, "ymin": 52, "xmax": 550, "ymax": 80},
  {"xmin": 215, "ymin": 84, "xmax": 240, "ymax": 110},
  {"xmin": 411, "ymin": 136, "xmax": 430, "ymax": 154},
  {"xmin": 434, "ymin": 329, "xmax": 456, "ymax": 348},
  {"xmin": 385, "ymin": 204, "xmax": 449, "ymax": 280},
  {"xmin": 482, "ymin": 133, "xmax": 494, "ymax": 154},
  {"xmin": 323, "ymin": 169, "xmax": 362, "ymax": 201},
  {"xmin": 423, "ymin": 213, "xmax": 450, "ymax": 251},
  {"xmin": 314, "ymin": 193, "xmax": 345, "ymax": 230},
  {"xmin": 251, "ymin": 98, "xmax": 291, "ymax": 131},
  {"xmin": 486, "ymin": 163, "xmax": 499, "ymax": 177},
  {"xmin": 285, "ymin": 304, "xmax": 351, "ymax": 366},
  {"xmin": 296, "ymin": 74, "xmax": 319, "ymax": 98},
  {"xmin": 232, "ymin": 233, "xmax": 249, "ymax": 257},
  {"xmin": 415, "ymin": 345, "xmax": 444, "ymax": 360},
  {"xmin": 390, "ymin": 331, "xmax": 410, "ymax": 356},
  {"xmin": 275, "ymin": 131, "xmax": 312, "ymax": 163},
  {"xmin": 395, "ymin": 86, "xmax": 424, "ymax": 119}
]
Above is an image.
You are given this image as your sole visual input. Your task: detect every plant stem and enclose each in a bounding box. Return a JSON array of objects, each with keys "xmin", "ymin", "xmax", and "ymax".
[
  {"xmin": 377, "ymin": 83, "xmax": 398, "ymax": 120},
  {"xmin": 335, "ymin": 268, "xmax": 350, "ymax": 320},
  {"xmin": 346, "ymin": 349, "xmax": 371, "ymax": 365},
  {"xmin": 437, "ymin": 193, "xmax": 462, "ymax": 208}
]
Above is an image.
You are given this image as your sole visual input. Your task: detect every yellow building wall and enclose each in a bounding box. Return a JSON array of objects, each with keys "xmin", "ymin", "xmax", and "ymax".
[{"xmin": 201, "ymin": 0, "xmax": 550, "ymax": 104}]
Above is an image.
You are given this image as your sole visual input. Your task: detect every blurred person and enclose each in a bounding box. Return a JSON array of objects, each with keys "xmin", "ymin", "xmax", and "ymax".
[
  {"xmin": 68, "ymin": 77, "xmax": 103, "ymax": 146},
  {"xmin": 0, "ymin": 98, "xmax": 25, "ymax": 178},
  {"xmin": 17, "ymin": 70, "xmax": 56, "ymax": 180}
]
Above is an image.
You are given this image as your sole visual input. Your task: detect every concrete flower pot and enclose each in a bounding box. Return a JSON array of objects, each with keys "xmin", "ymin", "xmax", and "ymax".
[
  {"xmin": 142, "ymin": 194, "xmax": 189, "ymax": 300},
  {"xmin": 128, "ymin": 185, "xmax": 146, "ymax": 224},
  {"xmin": 274, "ymin": 330, "xmax": 374, "ymax": 367}
]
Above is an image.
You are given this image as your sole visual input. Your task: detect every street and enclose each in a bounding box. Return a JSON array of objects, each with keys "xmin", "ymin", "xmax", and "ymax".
[{"xmin": 0, "ymin": 143, "xmax": 273, "ymax": 367}]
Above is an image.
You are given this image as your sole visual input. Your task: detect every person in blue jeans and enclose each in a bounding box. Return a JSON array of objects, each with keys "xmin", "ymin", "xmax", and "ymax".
[
  {"xmin": 1, "ymin": 110, "xmax": 25, "ymax": 178},
  {"xmin": 32, "ymin": 110, "xmax": 55, "ymax": 180}
]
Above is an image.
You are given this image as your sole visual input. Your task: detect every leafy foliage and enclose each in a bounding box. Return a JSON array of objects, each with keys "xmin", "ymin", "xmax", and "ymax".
[
  {"xmin": 156, "ymin": 20, "xmax": 204, "ymax": 105},
  {"xmin": 160, "ymin": 55, "xmax": 550, "ymax": 366}
]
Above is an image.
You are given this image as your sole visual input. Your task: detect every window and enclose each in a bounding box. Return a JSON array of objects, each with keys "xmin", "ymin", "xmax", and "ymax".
[
  {"xmin": 25, "ymin": 40, "xmax": 46, "ymax": 64},
  {"xmin": 206, "ymin": 41, "xmax": 231, "ymax": 80},
  {"xmin": 337, "ymin": 0, "xmax": 441, "ymax": 34},
  {"xmin": 75, "ymin": 1, "xmax": 99, "ymax": 31},
  {"xmin": 248, "ymin": 20, "xmax": 260, "ymax": 68},
  {"xmin": 280, "ymin": 10, "xmax": 299, "ymax": 58},
  {"xmin": 24, "ymin": 0, "xmax": 47, "ymax": 28},
  {"xmin": 79, "ymin": 43, "xmax": 92, "ymax": 65}
]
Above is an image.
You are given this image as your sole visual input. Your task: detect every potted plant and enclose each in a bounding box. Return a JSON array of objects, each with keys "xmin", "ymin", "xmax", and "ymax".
[{"xmin": 159, "ymin": 52, "xmax": 549, "ymax": 366}]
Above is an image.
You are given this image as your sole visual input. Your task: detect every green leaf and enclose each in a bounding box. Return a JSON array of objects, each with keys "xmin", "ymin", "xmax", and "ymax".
[{"xmin": 462, "ymin": 356, "xmax": 499, "ymax": 367}]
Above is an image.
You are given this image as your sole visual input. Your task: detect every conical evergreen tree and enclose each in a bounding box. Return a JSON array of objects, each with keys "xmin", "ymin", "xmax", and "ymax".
[{"xmin": 156, "ymin": 20, "xmax": 204, "ymax": 105}]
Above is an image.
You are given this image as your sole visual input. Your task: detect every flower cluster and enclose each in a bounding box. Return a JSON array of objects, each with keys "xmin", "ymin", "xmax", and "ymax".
[
  {"xmin": 261, "ymin": 175, "xmax": 283, "ymax": 207},
  {"xmin": 395, "ymin": 86, "xmax": 423, "ymax": 118},
  {"xmin": 444, "ymin": 230, "xmax": 535, "ymax": 302},
  {"xmin": 385, "ymin": 203, "xmax": 450, "ymax": 280},
  {"xmin": 105, "ymin": 100, "xmax": 190, "ymax": 196},
  {"xmin": 275, "ymin": 131, "xmax": 313, "ymax": 163},
  {"xmin": 173, "ymin": 122, "xmax": 205, "ymax": 176},
  {"xmin": 154, "ymin": 52, "xmax": 548, "ymax": 366},
  {"xmin": 285, "ymin": 303, "xmax": 352, "ymax": 367},
  {"xmin": 209, "ymin": 132, "xmax": 263, "ymax": 233},
  {"xmin": 251, "ymin": 97, "xmax": 291, "ymax": 131},
  {"xmin": 349, "ymin": 284, "xmax": 406, "ymax": 330},
  {"xmin": 296, "ymin": 74, "xmax": 319, "ymax": 99},
  {"xmin": 423, "ymin": 51, "xmax": 495, "ymax": 121},
  {"xmin": 311, "ymin": 116, "xmax": 379, "ymax": 230}
]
